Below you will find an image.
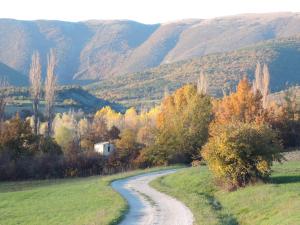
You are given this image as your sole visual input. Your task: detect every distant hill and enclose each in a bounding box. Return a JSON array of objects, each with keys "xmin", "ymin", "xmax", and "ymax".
[
  {"xmin": 2, "ymin": 13, "xmax": 300, "ymax": 84},
  {"xmin": 86, "ymin": 38, "xmax": 300, "ymax": 108},
  {"xmin": 55, "ymin": 87, "xmax": 125, "ymax": 112},
  {"xmin": 0, "ymin": 62, "xmax": 28, "ymax": 86},
  {"xmin": 5, "ymin": 86, "xmax": 125, "ymax": 117}
]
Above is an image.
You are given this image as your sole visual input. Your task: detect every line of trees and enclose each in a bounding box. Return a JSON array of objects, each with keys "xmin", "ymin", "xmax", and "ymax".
[{"xmin": 0, "ymin": 59, "xmax": 299, "ymax": 187}]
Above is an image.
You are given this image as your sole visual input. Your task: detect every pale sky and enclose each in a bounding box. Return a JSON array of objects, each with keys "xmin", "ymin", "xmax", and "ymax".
[{"xmin": 1, "ymin": 0, "xmax": 300, "ymax": 24}]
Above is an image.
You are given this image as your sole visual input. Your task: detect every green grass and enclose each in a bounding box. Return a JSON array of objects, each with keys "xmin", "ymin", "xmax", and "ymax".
[
  {"xmin": 0, "ymin": 166, "xmax": 181, "ymax": 225},
  {"xmin": 151, "ymin": 161, "xmax": 300, "ymax": 225}
]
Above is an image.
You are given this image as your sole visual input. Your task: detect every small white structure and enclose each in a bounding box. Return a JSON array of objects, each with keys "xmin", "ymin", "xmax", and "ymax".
[{"xmin": 94, "ymin": 142, "xmax": 115, "ymax": 156}]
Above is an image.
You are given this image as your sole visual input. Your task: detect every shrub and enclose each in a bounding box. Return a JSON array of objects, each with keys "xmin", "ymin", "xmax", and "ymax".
[
  {"xmin": 39, "ymin": 136, "xmax": 63, "ymax": 155},
  {"xmin": 202, "ymin": 122, "xmax": 283, "ymax": 190},
  {"xmin": 114, "ymin": 129, "xmax": 143, "ymax": 169},
  {"xmin": 64, "ymin": 151, "xmax": 105, "ymax": 177},
  {"xmin": 136, "ymin": 144, "xmax": 170, "ymax": 168}
]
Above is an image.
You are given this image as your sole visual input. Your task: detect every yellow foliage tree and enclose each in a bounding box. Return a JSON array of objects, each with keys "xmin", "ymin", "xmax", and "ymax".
[
  {"xmin": 53, "ymin": 113, "xmax": 78, "ymax": 151},
  {"xmin": 142, "ymin": 84, "xmax": 212, "ymax": 165},
  {"xmin": 202, "ymin": 122, "xmax": 282, "ymax": 190},
  {"xmin": 95, "ymin": 106, "xmax": 123, "ymax": 129},
  {"xmin": 124, "ymin": 107, "xmax": 138, "ymax": 131}
]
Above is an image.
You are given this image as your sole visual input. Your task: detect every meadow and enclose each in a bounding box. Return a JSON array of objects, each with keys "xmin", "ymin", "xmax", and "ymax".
[
  {"xmin": 1, "ymin": 157, "xmax": 299, "ymax": 225},
  {"xmin": 0, "ymin": 166, "xmax": 180, "ymax": 225},
  {"xmin": 151, "ymin": 160, "xmax": 300, "ymax": 225}
]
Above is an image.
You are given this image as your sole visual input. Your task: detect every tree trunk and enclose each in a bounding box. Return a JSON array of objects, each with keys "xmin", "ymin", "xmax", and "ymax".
[{"xmin": 33, "ymin": 100, "xmax": 39, "ymax": 136}]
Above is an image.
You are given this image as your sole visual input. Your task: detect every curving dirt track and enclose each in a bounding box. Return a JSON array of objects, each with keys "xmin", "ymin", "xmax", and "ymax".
[{"xmin": 111, "ymin": 170, "xmax": 194, "ymax": 225}]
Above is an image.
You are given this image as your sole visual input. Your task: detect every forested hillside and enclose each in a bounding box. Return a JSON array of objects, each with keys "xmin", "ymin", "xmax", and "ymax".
[{"xmin": 87, "ymin": 38, "xmax": 300, "ymax": 108}]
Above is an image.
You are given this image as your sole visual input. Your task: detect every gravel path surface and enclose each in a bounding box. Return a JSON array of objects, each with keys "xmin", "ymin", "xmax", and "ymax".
[{"xmin": 111, "ymin": 170, "xmax": 194, "ymax": 225}]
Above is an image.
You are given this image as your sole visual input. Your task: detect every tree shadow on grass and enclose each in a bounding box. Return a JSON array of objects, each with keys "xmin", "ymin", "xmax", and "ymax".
[
  {"xmin": 200, "ymin": 193, "xmax": 239, "ymax": 225},
  {"xmin": 271, "ymin": 175, "xmax": 300, "ymax": 184}
]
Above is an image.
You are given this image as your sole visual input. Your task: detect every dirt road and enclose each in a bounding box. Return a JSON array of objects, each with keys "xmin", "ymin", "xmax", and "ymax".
[{"xmin": 111, "ymin": 170, "xmax": 194, "ymax": 225}]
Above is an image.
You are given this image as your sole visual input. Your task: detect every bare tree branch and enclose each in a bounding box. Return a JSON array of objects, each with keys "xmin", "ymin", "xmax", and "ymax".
[
  {"xmin": 252, "ymin": 62, "xmax": 270, "ymax": 108},
  {"xmin": 0, "ymin": 77, "xmax": 9, "ymax": 133},
  {"xmin": 45, "ymin": 49, "xmax": 57, "ymax": 136},
  {"xmin": 253, "ymin": 61, "xmax": 262, "ymax": 93},
  {"xmin": 197, "ymin": 71, "xmax": 208, "ymax": 95},
  {"xmin": 262, "ymin": 64, "xmax": 270, "ymax": 108},
  {"xmin": 29, "ymin": 51, "xmax": 42, "ymax": 135}
]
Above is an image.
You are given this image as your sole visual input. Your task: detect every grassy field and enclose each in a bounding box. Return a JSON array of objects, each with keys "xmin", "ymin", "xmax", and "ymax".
[
  {"xmin": 0, "ymin": 166, "xmax": 180, "ymax": 225},
  {"xmin": 151, "ymin": 160, "xmax": 300, "ymax": 225}
]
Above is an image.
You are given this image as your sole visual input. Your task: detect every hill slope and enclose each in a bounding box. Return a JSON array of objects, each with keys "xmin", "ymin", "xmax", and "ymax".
[
  {"xmin": 86, "ymin": 38, "xmax": 300, "ymax": 108},
  {"xmin": 0, "ymin": 62, "xmax": 28, "ymax": 86},
  {"xmin": 5, "ymin": 86, "xmax": 125, "ymax": 117},
  {"xmin": 2, "ymin": 13, "xmax": 300, "ymax": 83}
]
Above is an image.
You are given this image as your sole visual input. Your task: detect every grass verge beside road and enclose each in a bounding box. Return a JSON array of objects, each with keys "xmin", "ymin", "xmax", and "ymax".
[{"xmin": 151, "ymin": 161, "xmax": 300, "ymax": 225}]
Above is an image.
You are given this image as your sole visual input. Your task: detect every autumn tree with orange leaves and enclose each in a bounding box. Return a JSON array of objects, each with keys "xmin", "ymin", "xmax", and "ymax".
[
  {"xmin": 213, "ymin": 77, "xmax": 265, "ymax": 125},
  {"xmin": 202, "ymin": 77, "xmax": 283, "ymax": 190}
]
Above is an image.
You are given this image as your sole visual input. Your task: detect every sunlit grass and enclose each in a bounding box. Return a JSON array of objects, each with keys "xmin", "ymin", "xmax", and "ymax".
[
  {"xmin": 0, "ymin": 166, "xmax": 182, "ymax": 225},
  {"xmin": 151, "ymin": 161, "xmax": 300, "ymax": 225}
]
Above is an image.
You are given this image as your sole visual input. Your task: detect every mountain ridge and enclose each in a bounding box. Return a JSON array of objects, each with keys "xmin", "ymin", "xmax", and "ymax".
[{"xmin": 1, "ymin": 12, "xmax": 300, "ymax": 85}]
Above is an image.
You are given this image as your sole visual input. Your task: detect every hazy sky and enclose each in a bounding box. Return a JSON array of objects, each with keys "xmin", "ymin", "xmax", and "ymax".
[{"xmin": 1, "ymin": 0, "xmax": 300, "ymax": 23}]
